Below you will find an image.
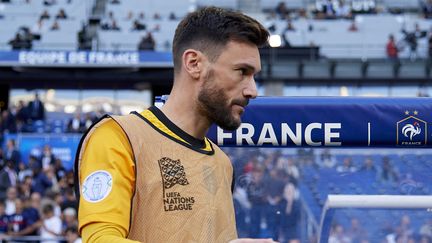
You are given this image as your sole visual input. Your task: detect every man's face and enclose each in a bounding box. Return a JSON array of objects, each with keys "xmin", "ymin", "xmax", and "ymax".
[{"xmin": 197, "ymin": 41, "xmax": 260, "ymax": 130}]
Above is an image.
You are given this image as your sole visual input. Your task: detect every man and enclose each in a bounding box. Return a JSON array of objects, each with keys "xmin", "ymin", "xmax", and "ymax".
[
  {"xmin": 4, "ymin": 140, "xmax": 21, "ymax": 171},
  {"xmin": 0, "ymin": 161, "xmax": 16, "ymax": 201},
  {"xmin": 76, "ymin": 7, "xmax": 275, "ymax": 243},
  {"xmin": 27, "ymin": 93, "xmax": 45, "ymax": 122}
]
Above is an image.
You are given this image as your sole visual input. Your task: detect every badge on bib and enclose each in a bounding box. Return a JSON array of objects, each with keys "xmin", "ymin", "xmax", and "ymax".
[{"xmin": 82, "ymin": 170, "xmax": 113, "ymax": 203}]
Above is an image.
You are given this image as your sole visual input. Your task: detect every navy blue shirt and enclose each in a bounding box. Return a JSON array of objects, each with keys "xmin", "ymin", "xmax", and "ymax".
[
  {"xmin": 9, "ymin": 213, "xmax": 27, "ymax": 233},
  {"xmin": 22, "ymin": 207, "xmax": 40, "ymax": 235}
]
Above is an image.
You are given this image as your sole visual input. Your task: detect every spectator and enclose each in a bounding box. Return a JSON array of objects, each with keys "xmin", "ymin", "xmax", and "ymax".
[
  {"xmin": 422, "ymin": 0, "xmax": 432, "ymax": 18},
  {"xmin": 276, "ymin": 157, "xmax": 299, "ymax": 181},
  {"xmin": 1, "ymin": 110, "xmax": 17, "ymax": 134},
  {"xmin": 55, "ymin": 8, "xmax": 67, "ymax": 19},
  {"xmin": 282, "ymin": 175, "xmax": 300, "ymax": 243},
  {"xmin": 401, "ymin": 23, "xmax": 427, "ymax": 61},
  {"xmin": 264, "ymin": 169, "xmax": 285, "ymax": 240},
  {"xmin": 101, "ymin": 11, "xmax": 119, "ymax": 31},
  {"xmin": 43, "ymin": 0, "xmax": 56, "ymax": 6},
  {"xmin": 5, "ymin": 140, "xmax": 20, "ymax": 171},
  {"xmin": 138, "ymin": 32, "xmax": 156, "ymax": 50},
  {"xmin": 346, "ymin": 218, "xmax": 367, "ymax": 242},
  {"xmin": 378, "ymin": 156, "xmax": 399, "ymax": 183},
  {"xmin": 18, "ymin": 162, "xmax": 33, "ymax": 183},
  {"xmin": 153, "ymin": 12, "xmax": 161, "ymax": 20},
  {"xmin": 40, "ymin": 10, "xmax": 50, "ymax": 20},
  {"xmin": 336, "ymin": 157, "xmax": 356, "ymax": 173},
  {"xmin": 386, "ymin": 34, "xmax": 399, "ymax": 61},
  {"xmin": 247, "ymin": 166, "xmax": 267, "ymax": 238},
  {"xmin": 62, "ymin": 207, "xmax": 78, "ymax": 234},
  {"xmin": 132, "ymin": 19, "xmax": 146, "ymax": 31},
  {"xmin": 0, "ymin": 161, "xmax": 16, "ymax": 201},
  {"xmin": 169, "ymin": 12, "xmax": 177, "ymax": 20},
  {"xmin": 5, "ymin": 187, "xmax": 17, "ymax": 215},
  {"xmin": 318, "ymin": 149, "xmax": 337, "ymax": 168},
  {"xmin": 359, "ymin": 157, "xmax": 377, "ymax": 174},
  {"xmin": 15, "ymin": 100, "xmax": 28, "ymax": 132},
  {"xmin": 22, "ymin": 196, "xmax": 41, "ymax": 237},
  {"xmin": 65, "ymin": 226, "xmax": 82, "ymax": 243},
  {"xmin": 111, "ymin": 20, "xmax": 121, "ymax": 31},
  {"xmin": 0, "ymin": 201, "xmax": 8, "ymax": 236},
  {"xmin": 83, "ymin": 113, "xmax": 94, "ymax": 130},
  {"xmin": 60, "ymin": 188, "xmax": 77, "ymax": 212},
  {"xmin": 27, "ymin": 93, "xmax": 45, "ymax": 121},
  {"xmin": 329, "ymin": 224, "xmax": 352, "ymax": 243},
  {"xmin": 322, "ymin": 0, "xmax": 336, "ymax": 18},
  {"xmin": 420, "ymin": 219, "xmax": 432, "ymax": 237},
  {"xmin": 8, "ymin": 197, "xmax": 40, "ymax": 238},
  {"xmin": 50, "ymin": 20, "xmax": 60, "ymax": 31},
  {"xmin": 8, "ymin": 33, "xmax": 25, "ymax": 50},
  {"xmin": 67, "ymin": 113, "xmax": 84, "ymax": 133},
  {"xmin": 284, "ymin": 20, "xmax": 296, "ymax": 32},
  {"xmin": 40, "ymin": 204, "xmax": 62, "ymax": 243},
  {"xmin": 53, "ymin": 159, "xmax": 66, "ymax": 182},
  {"xmin": 137, "ymin": 12, "xmax": 145, "ymax": 20},
  {"xmin": 78, "ymin": 22, "xmax": 91, "ymax": 50},
  {"xmin": 31, "ymin": 164, "xmax": 53, "ymax": 196},
  {"xmin": 40, "ymin": 145, "xmax": 56, "ymax": 171},
  {"xmin": 348, "ymin": 20, "xmax": 358, "ymax": 32},
  {"xmin": 275, "ymin": 2, "xmax": 289, "ymax": 19},
  {"xmin": 335, "ymin": 0, "xmax": 352, "ymax": 19},
  {"xmin": 18, "ymin": 175, "xmax": 33, "ymax": 198},
  {"xmin": 30, "ymin": 192, "xmax": 42, "ymax": 214}
]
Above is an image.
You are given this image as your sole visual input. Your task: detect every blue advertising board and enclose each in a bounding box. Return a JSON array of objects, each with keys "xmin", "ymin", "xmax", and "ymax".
[
  {"xmin": 204, "ymin": 97, "xmax": 432, "ymax": 148},
  {"xmin": 4, "ymin": 97, "xmax": 432, "ymax": 170}
]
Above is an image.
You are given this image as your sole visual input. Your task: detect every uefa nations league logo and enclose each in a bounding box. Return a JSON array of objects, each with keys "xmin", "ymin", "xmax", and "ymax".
[{"xmin": 397, "ymin": 111, "xmax": 427, "ymax": 146}]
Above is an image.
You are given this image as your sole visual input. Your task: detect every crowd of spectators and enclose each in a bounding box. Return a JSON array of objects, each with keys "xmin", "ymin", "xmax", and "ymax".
[
  {"xmin": 6, "ymin": 0, "xmax": 71, "ymax": 50},
  {"xmin": 229, "ymin": 148, "xmax": 302, "ymax": 242},
  {"xmin": 384, "ymin": 23, "xmax": 432, "ymax": 61},
  {"xmin": 0, "ymin": 138, "xmax": 80, "ymax": 242},
  {"xmin": 0, "ymin": 93, "xmax": 45, "ymax": 135}
]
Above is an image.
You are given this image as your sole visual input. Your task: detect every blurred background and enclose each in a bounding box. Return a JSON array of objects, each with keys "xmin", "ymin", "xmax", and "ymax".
[{"xmin": 0, "ymin": 0, "xmax": 432, "ymax": 242}]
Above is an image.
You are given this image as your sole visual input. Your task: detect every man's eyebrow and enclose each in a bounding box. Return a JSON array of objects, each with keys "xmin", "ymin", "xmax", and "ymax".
[{"xmin": 235, "ymin": 63, "xmax": 260, "ymax": 73}]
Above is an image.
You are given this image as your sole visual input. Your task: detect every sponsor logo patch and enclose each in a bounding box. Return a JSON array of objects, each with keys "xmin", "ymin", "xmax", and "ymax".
[{"xmin": 82, "ymin": 170, "xmax": 113, "ymax": 203}]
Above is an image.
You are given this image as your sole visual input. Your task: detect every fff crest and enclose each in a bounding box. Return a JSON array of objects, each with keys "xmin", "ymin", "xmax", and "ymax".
[{"xmin": 396, "ymin": 114, "xmax": 427, "ymax": 146}]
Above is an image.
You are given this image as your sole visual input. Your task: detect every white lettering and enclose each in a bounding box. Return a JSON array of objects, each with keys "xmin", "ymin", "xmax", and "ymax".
[
  {"xmin": 305, "ymin": 123, "xmax": 322, "ymax": 146},
  {"xmin": 217, "ymin": 127, "xmax": 232, "ymax": 145},
  {"xmin": 325, "ymin": 123, "xmax": 341, "ymax": 146},
  {"xmin": 257, "ymin": 123, "xmax": 279, "ymax": 146},
  {"xmin": 281, "ymin": 123, "xmax": 301, "ymax": 146},
  {"xmin": 236, "ymin": 123, "xmax": 255, "ymax": 145}
]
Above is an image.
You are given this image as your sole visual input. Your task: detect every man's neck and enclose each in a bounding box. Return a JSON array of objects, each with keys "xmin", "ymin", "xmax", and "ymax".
[{"xmin": 160, "ymin": 94, "xmax": 211, "ymax": 140}]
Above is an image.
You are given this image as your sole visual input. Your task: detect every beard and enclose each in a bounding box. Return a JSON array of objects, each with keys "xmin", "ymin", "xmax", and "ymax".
[{"xmin": 197, "ymin": 69, "xmax": 248, "ymax": 131}]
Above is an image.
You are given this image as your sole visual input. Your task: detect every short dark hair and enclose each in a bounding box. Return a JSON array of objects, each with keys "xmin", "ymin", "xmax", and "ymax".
[
  {"xmin": 172, "ymin": 6, "xmax": 269, "ymax": 73},
  {"xmin": 42, "ymin": 204, "xmax": 54, "ymax": 214}
]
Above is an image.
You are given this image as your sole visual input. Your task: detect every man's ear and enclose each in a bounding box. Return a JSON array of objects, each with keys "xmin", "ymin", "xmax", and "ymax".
[{"xmin": 182, "ymin": 49, "xmax": 205, "ymax": 79}]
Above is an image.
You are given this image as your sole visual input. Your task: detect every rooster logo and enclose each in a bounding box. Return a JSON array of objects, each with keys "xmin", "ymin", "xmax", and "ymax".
[{"xmin": 402, "ymin": 122, "xmax": 421, "ymax": 141}]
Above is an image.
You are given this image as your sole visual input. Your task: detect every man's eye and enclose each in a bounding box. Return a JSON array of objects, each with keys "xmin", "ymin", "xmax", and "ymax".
[{"xmin": 238, "ymin": 68, "xmax": 247, "ymax": 75}]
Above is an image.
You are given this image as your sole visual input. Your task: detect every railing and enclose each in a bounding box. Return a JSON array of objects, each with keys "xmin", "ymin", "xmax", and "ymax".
[{"xmin": 0, "ymin": 236, "xmax": 66, "ymax": 242}]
